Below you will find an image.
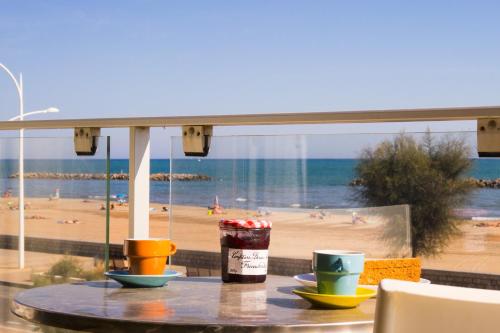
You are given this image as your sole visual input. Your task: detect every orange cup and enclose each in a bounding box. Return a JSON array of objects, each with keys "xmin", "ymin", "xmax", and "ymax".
[{"xmin": 124, "ymin": 239, "xmax": 177, "ymax": 275}]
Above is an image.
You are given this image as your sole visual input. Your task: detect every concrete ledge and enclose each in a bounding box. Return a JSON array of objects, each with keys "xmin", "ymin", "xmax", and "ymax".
[
  {"xmin": 0, "ymin": 280, "xmax": 32, "ymax": 289},
  {"xmin": 422, "ymin": 268, "xmax": 500, "ymax": 290},
  {"xmin": 1, "ymin": 235, "xmax": 499, "ymax": 290}
]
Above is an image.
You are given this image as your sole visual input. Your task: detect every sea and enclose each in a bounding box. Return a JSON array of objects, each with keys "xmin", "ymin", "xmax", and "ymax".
[{"xmin": 1, "ymin": 159, "xmax": 500, "ymax": 218}]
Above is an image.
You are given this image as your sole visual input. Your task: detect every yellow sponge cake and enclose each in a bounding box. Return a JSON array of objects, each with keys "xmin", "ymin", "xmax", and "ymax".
[{"xmin": 359, "ymin": 258, "xmax": 421, "ymax": 285}]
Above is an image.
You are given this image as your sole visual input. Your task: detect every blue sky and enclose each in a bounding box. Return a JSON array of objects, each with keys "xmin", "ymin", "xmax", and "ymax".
[{"xmin": 1, "ymin": 1, "xmax": 500, "ymax": 157}]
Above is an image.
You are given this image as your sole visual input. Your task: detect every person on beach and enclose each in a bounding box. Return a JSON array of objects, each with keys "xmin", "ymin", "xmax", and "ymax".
[
  {"xmin": 49, "ymin": 188, "xmax": 60, "ymax": 201},
  {"xmin": 209, "ymin": 195, "xmax": 224, "ymax": 214},
  {"xmin": 352, "ymin": 212, "xmax": 367, "ymax": 225},
  {"xmin": 2, "ymin": 188, "xmax": 12, "ymax": 198}
]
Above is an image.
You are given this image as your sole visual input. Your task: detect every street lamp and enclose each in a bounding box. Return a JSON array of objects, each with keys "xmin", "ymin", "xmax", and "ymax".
[
  {"xmin": 8, "ymin": 107, "xmax": 59, "ymax": 121},
  {"xmin": 1, "ymin": 62, "xmax": 59, "ymax": 269}
]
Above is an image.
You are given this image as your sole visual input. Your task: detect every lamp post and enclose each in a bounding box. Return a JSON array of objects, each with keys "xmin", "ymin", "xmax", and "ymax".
[
  {"xmin": 8, "ymin": 107, "xmax": 59, "ymax": 121},
  {"xmin": 1, "ymin": 62, "xmax": 59, "ymax": 269}
]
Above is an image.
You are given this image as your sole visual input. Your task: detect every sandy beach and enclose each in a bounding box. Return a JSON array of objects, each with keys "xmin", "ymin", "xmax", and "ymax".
[{"xmin": 1, "ymin": 197, "xmax": 500, "ymax": 274}]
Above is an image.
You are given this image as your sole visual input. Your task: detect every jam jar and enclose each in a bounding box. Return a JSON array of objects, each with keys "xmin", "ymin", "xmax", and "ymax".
[{"xmin": 219, "ymin": 219, "xmax": 272, "ymax": 283}]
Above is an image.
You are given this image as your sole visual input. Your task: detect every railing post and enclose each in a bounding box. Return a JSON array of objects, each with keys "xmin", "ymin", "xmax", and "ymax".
[{"xmin": 128, "ymin": 127, "xmax": 150, "ymax": 239}]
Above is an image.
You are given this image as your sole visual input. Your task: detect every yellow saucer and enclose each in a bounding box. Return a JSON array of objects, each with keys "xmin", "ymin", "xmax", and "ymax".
[{"xmin": 292, "ymin": 287, "xmax": 376, "ymax": 309}]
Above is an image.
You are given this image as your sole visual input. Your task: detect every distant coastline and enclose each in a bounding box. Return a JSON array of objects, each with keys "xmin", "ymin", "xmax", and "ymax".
[
  {"xmin": 8, "ymin": 172, "xmax": 211, "ymax": 181},
  {"xmin": 10, "ymin": 172, "xmax": 500, "ymax": 188}
]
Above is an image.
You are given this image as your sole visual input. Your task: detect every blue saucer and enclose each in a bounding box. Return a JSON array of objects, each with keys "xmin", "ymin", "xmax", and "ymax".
[{"xmin": 105, "ymin": 269, "xmax": 182, "ymax": 288}]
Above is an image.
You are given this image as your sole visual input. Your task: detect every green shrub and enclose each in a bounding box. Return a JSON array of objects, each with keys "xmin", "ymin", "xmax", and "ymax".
[
  {"xmin": 32, "ymin": 274, "xmax": 53, "ymax": 287},
  {"xmin": 79, "ymin": 262, "xmax": 104, "ymax": 281},
  {"xmin": 33, "ymin": 256, "xmax": 105, "ymax": 286},
  {"xmin": 48, "ymin": 256, "xmax": 82, "ymax": 278},
  {"xmin": 355, "ymin": 132, "xmax": 474, "ymax": 257}
]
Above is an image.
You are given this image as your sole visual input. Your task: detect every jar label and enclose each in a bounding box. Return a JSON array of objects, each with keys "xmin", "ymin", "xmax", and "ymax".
[{"xmin": 227, "ymin": 249, "xmax": 268, "ymax": 275}]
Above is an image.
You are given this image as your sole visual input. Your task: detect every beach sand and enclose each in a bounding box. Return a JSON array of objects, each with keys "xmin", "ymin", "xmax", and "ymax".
[{"xmin": 1, "ymin": 197, "xmax": 500, "ymax": 274}]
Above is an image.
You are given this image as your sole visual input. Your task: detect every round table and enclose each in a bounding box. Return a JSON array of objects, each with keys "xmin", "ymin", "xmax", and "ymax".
[{"xmin": 11, "ymin": 276, "xmax": 375, "ymax": 332}]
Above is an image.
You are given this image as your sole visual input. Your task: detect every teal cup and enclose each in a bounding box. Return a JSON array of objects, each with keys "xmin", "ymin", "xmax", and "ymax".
[{"xmin": 313, "ymin": 250, "xmax": 365, "ymax": 295}]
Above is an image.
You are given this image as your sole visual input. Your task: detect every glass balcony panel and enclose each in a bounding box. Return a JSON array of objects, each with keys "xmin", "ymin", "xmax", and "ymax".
[
  {"xmin": 1, "ymin": 138, "xmax": 109, "ymax": 276},
  {"xmin": 168, "ymin": 135, "xmax": 415, "ymax": 272},
  {"xmin": 168, "ymin": 131, "xmax": 500, "ymax": 275},
  {"xmin": 0, "ymin": 135, "xmax": 111, "ymax": 331},
  {"xmin": 0, "ymin": 137, "xmax": 21, "ymax": 279}
]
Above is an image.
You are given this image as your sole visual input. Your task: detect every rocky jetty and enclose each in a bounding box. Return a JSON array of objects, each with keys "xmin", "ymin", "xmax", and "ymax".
[
  {"xmin": 467, "ymin": 178, "xmax": 500, "ymax": 188},
  {"xmin": 349, "ymin": 177, "xmax": 500, "ymax": 189},
  {"xmin": 9, "ymin": 172, "xmax": 211, "ymax": 181},
  {"xmin": 349, "ymin": 178, "xmax": 366, "ymax": 186}
]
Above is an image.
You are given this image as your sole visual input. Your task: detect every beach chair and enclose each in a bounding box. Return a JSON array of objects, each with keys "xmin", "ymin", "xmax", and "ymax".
[{"xmin": 374, "ymin": 279, "xmax": 500, "ymax": 333}]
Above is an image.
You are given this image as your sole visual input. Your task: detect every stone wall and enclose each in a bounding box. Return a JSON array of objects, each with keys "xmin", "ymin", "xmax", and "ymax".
[{"xmin": 1, "ymin": 235, "xmax": 499, "ymax": 290}]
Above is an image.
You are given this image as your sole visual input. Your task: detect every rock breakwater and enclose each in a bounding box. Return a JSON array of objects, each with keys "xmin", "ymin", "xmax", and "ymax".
[
  {"xmin": 467, "ymin": 178, "xmax": 500, "ymax": 188},
  {"xmin": 9, "ymin": 172, "xmax": 211, "ymax": 181},
  {"xmin": 349, "ymin": 177, "xmax": 500, "ymax": 189}
]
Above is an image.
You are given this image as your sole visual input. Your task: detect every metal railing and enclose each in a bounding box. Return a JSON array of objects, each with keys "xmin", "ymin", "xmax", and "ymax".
[{"xmin": 0, "ymin": 105, "xmax": 499, "ymax": 130}]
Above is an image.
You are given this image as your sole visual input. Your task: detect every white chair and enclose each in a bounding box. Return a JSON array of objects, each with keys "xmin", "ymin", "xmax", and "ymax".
[{"xmin": 374, "ymin": 279, "xmax": 500, "ymax": 333}]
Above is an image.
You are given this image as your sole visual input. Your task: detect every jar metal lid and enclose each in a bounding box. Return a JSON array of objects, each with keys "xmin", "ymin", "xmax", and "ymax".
[{"xmin": 219, "ymin": 219, "xmax": 272, "ymax": 229}]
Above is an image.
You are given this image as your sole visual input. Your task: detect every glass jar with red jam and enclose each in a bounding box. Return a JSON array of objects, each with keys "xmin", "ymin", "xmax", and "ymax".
[{"xmin": 219, "ymin": 219, "xmax": 272, "ymax": 283}]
